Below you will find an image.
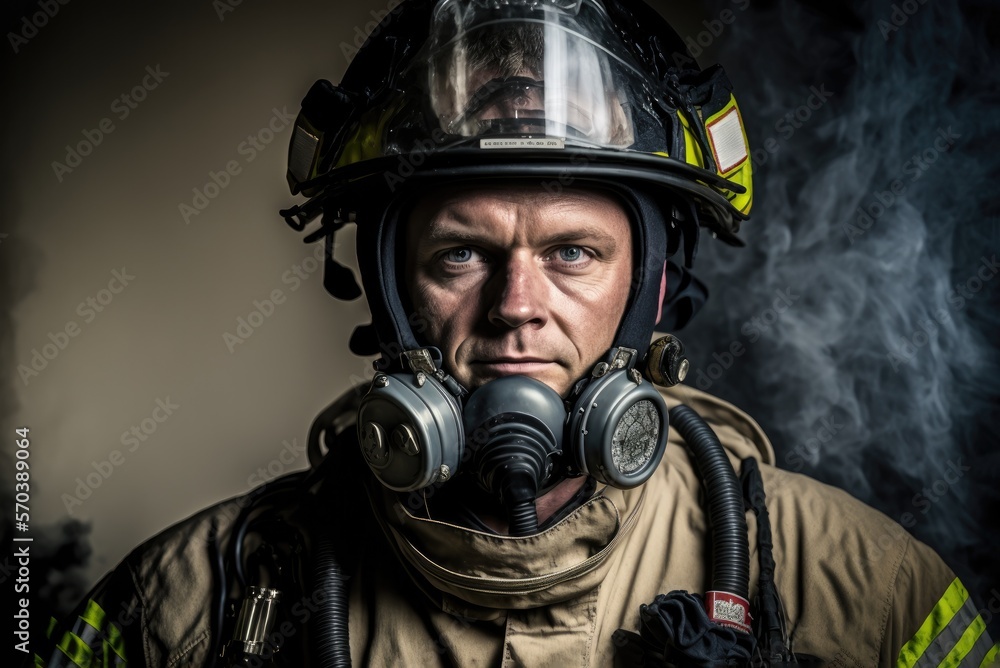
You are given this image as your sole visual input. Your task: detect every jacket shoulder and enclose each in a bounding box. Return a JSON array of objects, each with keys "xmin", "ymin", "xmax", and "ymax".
[
  {"xmin": 29, "ymin": 494, "xmax": 250, "ymax": 667},
  {"xmin": 122, "ymin": 494, "xmax": 249, "ymax": 666},
  {"xmin": 757, "ymin": 463, "xmax": 967, "ymax": 666}
]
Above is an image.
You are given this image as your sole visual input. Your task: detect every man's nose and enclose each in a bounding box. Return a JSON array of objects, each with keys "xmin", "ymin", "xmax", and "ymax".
[{"xmin": 487, "ymin": 254, "xmax": 548, "ymax": 329}]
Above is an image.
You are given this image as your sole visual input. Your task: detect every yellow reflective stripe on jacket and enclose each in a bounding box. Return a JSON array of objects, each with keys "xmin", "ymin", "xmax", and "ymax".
[
  {"xmin": 897, "ymin": 577, "xmax": 995, "ymax": 667},
  {"xmin": 56, "ymin": 631, "xmax": 94, "ymax": 667},
  {"xmin": 105, "ymin": 621, "xmax": 127, "ymax": 662},
  {"xmin": 43, "ymin": 599, "xmax": 128, "ymax": 668},
  {"xmin": 979, "ymin": 642, "xmax": 999, "ymax": 667},
  {"xmin": 34, "ymin": 617, "xmax": 59, "ymax": 667},
  {"xmin": 80, "ymin": 600, "xmax": 106, "ymax": 635}
]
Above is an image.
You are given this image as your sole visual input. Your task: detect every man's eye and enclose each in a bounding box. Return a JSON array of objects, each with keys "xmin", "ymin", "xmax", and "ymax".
[
  {"xmin": 445, "ymin": 248, "xmax": 474, "ymax": 263},
  {"xmin": 557, "ymin": 246, "xmax": 586, "ymax": 263},
  {"xmin": 442, "ymin": 248, "xmax": 486, "ymax": 265}
]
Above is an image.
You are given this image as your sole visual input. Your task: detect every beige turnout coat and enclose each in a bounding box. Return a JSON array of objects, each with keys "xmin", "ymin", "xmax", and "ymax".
[{"xmin": 33, "ymin": 386, "xmax": 996, "ymax": 667}]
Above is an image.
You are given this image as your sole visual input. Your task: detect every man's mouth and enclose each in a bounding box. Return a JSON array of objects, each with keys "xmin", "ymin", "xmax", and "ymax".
[{"xmin": 472, "ymin": 357, "xmax": 555, "ymax": 375}]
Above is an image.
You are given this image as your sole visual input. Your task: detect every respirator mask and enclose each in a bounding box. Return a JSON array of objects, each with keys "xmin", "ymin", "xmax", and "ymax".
[{"xmin": 358, "ymin": 345, "xmax": 671, "ymax": 535}]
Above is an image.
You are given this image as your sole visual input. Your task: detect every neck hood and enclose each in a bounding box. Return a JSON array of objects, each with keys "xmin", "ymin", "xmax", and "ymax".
[{"xmin": 364, "ymin": 476, "xmax": 646, "ymax": 617}]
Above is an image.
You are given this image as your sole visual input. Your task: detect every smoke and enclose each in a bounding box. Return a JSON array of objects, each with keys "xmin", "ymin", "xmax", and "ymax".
[
  {"xmin": 684, "ymin": 0, "xmax": 1000, "ymax": 631},
  {"xmin": 0, "ymin": 215, "xmax": 94, "ymax": 625},
  {"xmin": 0, "ymin": 17, "xmax": 94, "ymax": 624}
]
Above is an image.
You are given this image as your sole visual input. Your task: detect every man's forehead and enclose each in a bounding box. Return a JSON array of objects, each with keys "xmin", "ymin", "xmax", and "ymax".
[{"xmin": 407, "ymin": 182, "xmax": 631, "ymax": 230}]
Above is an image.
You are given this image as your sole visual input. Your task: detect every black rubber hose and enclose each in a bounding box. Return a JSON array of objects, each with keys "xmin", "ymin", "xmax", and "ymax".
[
  {"xmin": 507, "ymin": 499, "xmax": 539, "ymax": 536},
  {"xmin": 310, "ymin": 521, "xmax": 352, "ymax": 667},
  {"xmin": 503, "ymin": 470, "xmax": 540, "ymax": 536},
  {"xmin": 472, "ymin": 427, "xmax": 547, "ymax": 537},
  {"xmin": 670, "ymin": 404, "xmax": 750, "ymax": 600}
]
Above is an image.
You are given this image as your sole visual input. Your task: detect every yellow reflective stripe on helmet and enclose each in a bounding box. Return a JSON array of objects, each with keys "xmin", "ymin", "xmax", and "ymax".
[
  {"xmin": 896, "ymin": 577, "xmax": 990, "ymax": 667},
  {"xmin": 702, "ymin": 94, "xmax": 753, "ymax": 215},
  {"xmin": 980, "ymin": 642, "xmax": 999, "ymax": 667},
  {"xmin": 703, "ymin": 96, "xmax": 749, "ymax": 176},
  {"xmin": 335, "ymin": 97, "xmax": 407, "ymax": 168},
  {"xmin": 56, "ymin": 631, "xmax": 95, "ymax": 667}
]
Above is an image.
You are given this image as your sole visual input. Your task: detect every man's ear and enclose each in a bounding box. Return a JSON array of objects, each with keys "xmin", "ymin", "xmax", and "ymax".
[{"xmin": 656, "ymin": 261, "xmax": 668, "ymax": 324}]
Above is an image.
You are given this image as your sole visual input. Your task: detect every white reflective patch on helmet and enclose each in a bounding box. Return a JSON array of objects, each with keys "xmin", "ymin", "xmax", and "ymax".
[{"xmin": 706, "ymin": 106, "xmax": 748, "ymax": 174}]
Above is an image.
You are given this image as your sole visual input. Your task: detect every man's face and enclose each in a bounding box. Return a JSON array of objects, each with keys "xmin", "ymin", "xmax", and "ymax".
[{"xmin": 405, "ymin": 183, "xmax": 633, "ymax": 397}]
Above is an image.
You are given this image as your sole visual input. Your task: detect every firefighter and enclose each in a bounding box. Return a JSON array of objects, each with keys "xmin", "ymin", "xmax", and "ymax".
[{"xmin": 32, "ymin": 1, "xmax": 996, "ymax": 666}]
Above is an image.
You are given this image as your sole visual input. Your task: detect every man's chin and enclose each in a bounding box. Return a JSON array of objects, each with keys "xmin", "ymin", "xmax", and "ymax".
[{"xmin": 462, "ymin": 364, "xmax": 573, "ymax": 398}]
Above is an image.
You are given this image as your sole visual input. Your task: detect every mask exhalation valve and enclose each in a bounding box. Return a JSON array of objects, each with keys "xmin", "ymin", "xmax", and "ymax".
[{"xmin": 462, "ymin": 376, "xmax": 566, "ymax": 536}]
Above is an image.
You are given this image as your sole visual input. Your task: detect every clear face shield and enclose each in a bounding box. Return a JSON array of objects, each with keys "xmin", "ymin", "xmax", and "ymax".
[
  {"xmin": 290, "ymin": 0, "xmax": 751, "ymax": 240},
  {"xmin": 415, "ymin": 0, "xmax": 660, "ymax": 150}
]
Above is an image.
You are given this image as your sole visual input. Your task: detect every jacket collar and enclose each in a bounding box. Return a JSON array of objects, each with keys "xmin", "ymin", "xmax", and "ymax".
[{"xmin": 366, "ymin": 478, "xmax": 646, "ymax": 617}]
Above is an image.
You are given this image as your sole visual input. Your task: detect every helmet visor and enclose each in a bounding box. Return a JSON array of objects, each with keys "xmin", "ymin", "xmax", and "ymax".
[
  {"xmin": 321, "ymin": 0, "xmax": 751, "ymax": 240},
  {"xmin": 413, "ymin": 0, "xmax": 660, "ymax": 150}
]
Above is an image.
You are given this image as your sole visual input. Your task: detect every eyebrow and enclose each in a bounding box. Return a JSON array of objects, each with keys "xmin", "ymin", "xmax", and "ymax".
[{"xmin": 421, "ymin": 219, "xmax": 621, "ymax": 254}]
